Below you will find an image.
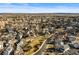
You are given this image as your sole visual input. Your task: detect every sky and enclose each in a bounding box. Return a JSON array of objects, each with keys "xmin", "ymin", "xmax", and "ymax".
[{"xmin": 0, "ymin": 3, "xmax": 79, "ymax": 13}]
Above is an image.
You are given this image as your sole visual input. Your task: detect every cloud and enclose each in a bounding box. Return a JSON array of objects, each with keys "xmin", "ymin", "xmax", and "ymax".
[{"xmin": 0, "ymin": 3, "xmax": 79, "ymax": 13}]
